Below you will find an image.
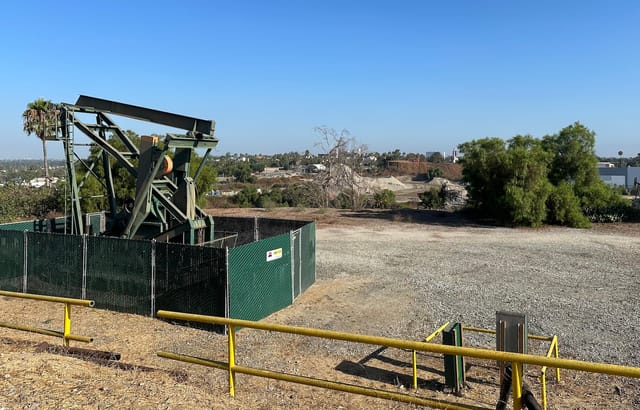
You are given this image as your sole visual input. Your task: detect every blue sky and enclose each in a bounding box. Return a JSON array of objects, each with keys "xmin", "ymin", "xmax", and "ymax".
[{"xmin": 1, "ymin": 1, "xmax": 639, "ymax": 159}]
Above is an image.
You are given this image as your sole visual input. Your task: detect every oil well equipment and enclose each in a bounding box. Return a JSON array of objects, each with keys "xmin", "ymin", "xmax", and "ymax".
[
  {"xmin": 54, "ymin": 95, "xmax": 219, "ymax": 244},
  {"xmin": 0, "ymin": 96, "xmax": 316, "ymax": 326}
]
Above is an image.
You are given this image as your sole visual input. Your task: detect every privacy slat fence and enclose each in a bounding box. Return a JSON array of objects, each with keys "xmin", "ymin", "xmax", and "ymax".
[{"xmin": 0, "ymin": 216, "xmax": 315, "ymax": 328}]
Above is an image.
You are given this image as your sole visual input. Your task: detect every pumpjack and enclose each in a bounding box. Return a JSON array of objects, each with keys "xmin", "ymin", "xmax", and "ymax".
[{"xmin": 52, "ymin": 95, "xmax": 218, "ymax": 245}]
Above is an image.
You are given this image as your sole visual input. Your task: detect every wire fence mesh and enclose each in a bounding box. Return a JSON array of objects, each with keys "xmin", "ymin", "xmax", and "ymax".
[{"xmin": 0, "ymin": 216, "xmax": 316, "ymax": 328}]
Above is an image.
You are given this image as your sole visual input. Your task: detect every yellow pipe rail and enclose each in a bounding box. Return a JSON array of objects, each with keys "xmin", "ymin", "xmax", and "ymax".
[
  {"xmin": 156, "ymin": 351, "xmax": 490, "ymax": 410},
  {"xmin": 540, "ymin": 335, "xmax": 561, "ymax": 410},
  {"xmin": 463, "ymin": 324, "xmax": 562, "ymax": 409},
  {"xmin": 156, "ymin": 311, "xmax": 640, "ymax": 410},
  {"xmin": 463, "ymin": 325, "xmax": 553, "ymax": 341},
  {"xmin": 426, "ymin": 321, "xmax": 451, "ymax": 342},
  {"xmin": 409, "ymin": 321, "xmax": 451, "ymax": 390},
  {"xmin": 0, "ymin": 290, "xmax": 95, "ymax": 346}
]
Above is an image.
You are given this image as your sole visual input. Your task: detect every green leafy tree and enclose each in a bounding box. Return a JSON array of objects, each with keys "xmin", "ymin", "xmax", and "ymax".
[
  {"xmin": 459, "ymin": 135, "xmax": 552, "ymax": 226},
  {"xmin": 428, "ymin": 152, "xmax": 444, "ymax": 163},
  {"xmin": 502, "ymin": 136, "xmax": 553, "ymax": 227},
  {"xmin": 190, "ymin": 153, "xmax": 218, "ymax": 205},
  {"xmin": 0, "ymin": 183, "xmax": 62, "ymax": 222},
  {"xmin": 543, "ymin": 122, "xmax": 623, "ymax": 211},
  {"xmin": 458, "ymin": 137, "xmax": 510, "ymax": 216},
  {"xmin": 76, "ymin": 130, "xmax": 139, "ymax": 212},
  {"xmin": 22, "ymin": 98, "xmax": 59, "ymax": 186},
  {"xmin": 459, "ymin": 123, "xmax": 625, "ymax": 227},
  {"xmin": 233, "ymin": 163, "xmax": 256, "ymax": 183}
]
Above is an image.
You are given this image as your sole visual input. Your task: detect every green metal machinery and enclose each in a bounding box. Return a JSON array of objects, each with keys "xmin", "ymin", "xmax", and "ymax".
[{"xmin": 53, "ymin": 95, "xmax": 219, "ymax": 245}]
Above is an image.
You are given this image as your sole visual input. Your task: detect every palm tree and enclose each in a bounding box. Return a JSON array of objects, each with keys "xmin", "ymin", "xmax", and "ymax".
[{"xmin": 22, "ymin": 98, "xmax": 59, "ymax": 186}]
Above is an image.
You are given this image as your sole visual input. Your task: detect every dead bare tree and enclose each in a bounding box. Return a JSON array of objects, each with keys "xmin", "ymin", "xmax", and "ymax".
[{"xmin": 313, "ymin": 126, "xmax": 370, "ymax": 210}]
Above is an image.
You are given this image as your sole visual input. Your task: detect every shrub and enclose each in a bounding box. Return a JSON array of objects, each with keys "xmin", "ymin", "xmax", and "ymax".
[
  {"xmin": 419, "ymin": 187, "xmax": 445, "ymax": 209},
  {"xmin": 373, "ymin": 189, "xmax": 396, "ymax": 209},
  {"xmin": 417, "ymin": 168, "xmax": 444, "ymax": 182},
  {"xmin": 546, "ymin": 182, "xmax": 591, "ymax": 228},
  {"xmin": 234, "ymin": 185, "xmax": 260, "ymax": 207}
]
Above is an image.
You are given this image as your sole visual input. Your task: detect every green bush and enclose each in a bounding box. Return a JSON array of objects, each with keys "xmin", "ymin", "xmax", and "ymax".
[
  {"xmin": 546, "ymin": 182, "xmax": 591, "ymax": 228},
  {"xmin": 373, "ymin": 189, "xmax": 396, "ymax": 209},
  {"xmin": 234, "ymin": 185, "xmax": 260, "ymax": 207},
  {"xmin": 419, "ymin": 187, "xmax": 445, "ymax": 209},
  {"xmin": 281, "ymin": 184, "xmax": 322, "ymax": 207},
  {"xmin": 417, "ymin": 168, "xmax": 444, "ymax": 182}
]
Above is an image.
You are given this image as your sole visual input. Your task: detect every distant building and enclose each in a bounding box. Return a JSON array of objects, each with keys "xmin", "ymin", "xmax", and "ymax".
[
  {"xmin": 28, "ymin": 177, "xmax": 59, "ymax": 188},
  {"xmin": 598, "ymin": 166, "xmax": 640, "ymax": 189},
  {"xmin": 596, "ymin": 162, "xmax": 615, "ymax": 168}
]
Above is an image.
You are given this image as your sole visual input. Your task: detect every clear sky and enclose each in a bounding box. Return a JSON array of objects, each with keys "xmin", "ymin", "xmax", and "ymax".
[{"xmin": 1, "ymin": 1, "xmax": 639, "ymax": 159}]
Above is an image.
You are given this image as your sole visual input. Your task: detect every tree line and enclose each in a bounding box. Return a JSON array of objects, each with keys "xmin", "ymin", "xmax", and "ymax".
[
  {"xmin": 13, "ymin": 98, "xmax": 639, "ymax": 228},
  {"xmin": 458, "ymin": 122, "xmax": 636, "ymax": 227}
]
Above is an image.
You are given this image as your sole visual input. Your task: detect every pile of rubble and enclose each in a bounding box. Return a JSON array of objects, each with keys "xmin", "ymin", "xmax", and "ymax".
[{"xmin": 426, "ymin": 177, "xmax": 469, "ymax": 209}]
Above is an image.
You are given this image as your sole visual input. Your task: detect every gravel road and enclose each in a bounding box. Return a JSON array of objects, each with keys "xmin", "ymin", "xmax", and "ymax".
[{"xmin": 314, "ymin": 220, "xmax": 640, "ymax": 367}]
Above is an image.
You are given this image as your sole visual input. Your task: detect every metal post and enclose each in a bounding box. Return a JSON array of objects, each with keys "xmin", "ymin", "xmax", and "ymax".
[
  {"xmin": 254, "ymin": 217, "xmax": 259, "ymax": 242},
  {"xmin": 151, "ymin": 240, "xmax": 156, "ymax": 316},
  {"xmin": 412, "ymin": 349, "xmax": 418, "ymax": 390},
  {"xmin": 229, "ymin": 325, "xmax": 236, "ymax": 397},
  {"xmin": 23, "ymin": 230, "xmax": 28, "ymax": 293},
  {"xmin": 82, "ymin": 234, "xmax": 88, "ymax": 300},
  {"xmin": 63, "ymin": 303, "xmax": 71, "ymax": 347},
  {"xmin": 512, "ymin": 362, "xmax": 523, "ymax": 410},
  {"xmin": 290, "ymin": 231, "xmax": 295, "ymax": 302},
  {"xmin": 540, "ymin": 370, "xmax": 548, "ymax": 410},
  {"xmin": 554, "ymin": 339, "xmax": 561, "ymax": 382}
]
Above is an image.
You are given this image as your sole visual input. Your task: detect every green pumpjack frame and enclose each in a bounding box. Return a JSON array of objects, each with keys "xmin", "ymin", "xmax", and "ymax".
[{"xmin": 54, "ymin": 95, "xmax": 218, "ymax": 244}]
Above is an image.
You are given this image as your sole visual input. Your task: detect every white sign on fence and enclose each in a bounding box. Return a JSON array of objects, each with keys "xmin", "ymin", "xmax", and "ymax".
[{"xmin": 266, "ymin": 248, "xmax": 282, "ymax": 262}]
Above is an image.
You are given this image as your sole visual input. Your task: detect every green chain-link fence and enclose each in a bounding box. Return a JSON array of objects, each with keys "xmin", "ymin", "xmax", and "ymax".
[{"xmin": 0, "ymin": 216, "xmax": 315, "ymax": 327}]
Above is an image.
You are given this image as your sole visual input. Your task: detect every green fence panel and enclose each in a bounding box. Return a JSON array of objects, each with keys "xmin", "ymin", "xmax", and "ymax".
[
  {"xmin": 229, "ymin": 233, "xmax": 292, "ymax": 321},
  {"xmin": 155, "ymin": 242, "xmax": 227, "ymax": 327},
  {"xmin": 0, "ymin": 231, "xmax": 24, "ymax": 291},
  {"xmin": 0, "ymin": 215, "xmax": 315, "ymax": 327},
  {"xmin": 86, "ymin": 236, "xmax": 152, "ymax": 314},
  {"xmin": 257, "ymin": 218, "xmax": 309, "ymax": 240},
  {"xmin": 213, "ymin": 216, "xmax": 256, "ymax": 245},
  {"xmin": 300, "ymin": 222, "xmax": 316, "ymax": 292},
  {"xmin": 26, "ymin": 232, "xmax": 83, "ymax": 298},
  {"xmin": 0, "ymin": 221, "xmax": 36, "ymax": 232}
]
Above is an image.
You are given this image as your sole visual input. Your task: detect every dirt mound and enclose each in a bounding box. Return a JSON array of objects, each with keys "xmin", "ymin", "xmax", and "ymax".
[{"xmin": 362, "ymin": 175, "xmax": 406, "ymax": 191}]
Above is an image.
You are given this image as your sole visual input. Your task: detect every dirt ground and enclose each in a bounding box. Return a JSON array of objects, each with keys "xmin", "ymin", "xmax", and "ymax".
[{"xmin": 0, "ymin": 208, "xmax": 639, "ymax": 409}]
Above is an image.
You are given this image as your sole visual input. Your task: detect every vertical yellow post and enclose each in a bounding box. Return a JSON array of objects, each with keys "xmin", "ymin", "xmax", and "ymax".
[
  {"xmin": 63, "ymin": 303, "xmax": 71, "ymax": 347},
  {"xmin": 554, "ymin": 338, "xmax": 561, "ymax": 382},
  {"xmin": 412, "ymin": 350, "xmax": 417, "ymax": 390},
  {"xmin": 228, "ymin": 325, "xmax": 236, "ymax": 397},
  {"xmin": 541, "ymin": 370, "xmax": 547, "ymax": 410},
  {"xmin": 512, "ymin": 362, "xmax": 523, "ymax": 410}
]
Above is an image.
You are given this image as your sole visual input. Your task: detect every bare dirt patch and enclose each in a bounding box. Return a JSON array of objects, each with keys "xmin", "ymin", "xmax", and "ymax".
[{"xmin": 1, "ymin": 208, "xmax": 639, "ymax": 409}]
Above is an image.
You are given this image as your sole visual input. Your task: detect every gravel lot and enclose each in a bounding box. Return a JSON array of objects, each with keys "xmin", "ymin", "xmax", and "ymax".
[{"xmin": 311, "ymin": 216, "xmax": 640, "ymax": 367}]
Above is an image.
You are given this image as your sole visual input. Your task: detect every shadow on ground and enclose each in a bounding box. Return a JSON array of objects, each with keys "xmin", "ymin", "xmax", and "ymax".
[{"xmin": 341, "ymin": 208, "xmax": 498, "ymax": 229}]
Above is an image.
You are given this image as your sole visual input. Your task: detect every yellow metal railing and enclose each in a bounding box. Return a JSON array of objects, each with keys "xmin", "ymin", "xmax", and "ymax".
[
  {"xmin": 540, "ymin": 335, "xmax": 560, "ymax": 410},
  {"xmin": 156, "ymin": 311, "xmax": 640, "ymax": 410},
  {"xmin": 408, "ymin": 321, "xmax": 451, "ymax": 390},
  {"xmin": 0, "ymin": 290, "xmax": 94, "ymax": 346},
  {"xmin": 462, "ymin": 325, "xmax": 560, "ymax": 409}
]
